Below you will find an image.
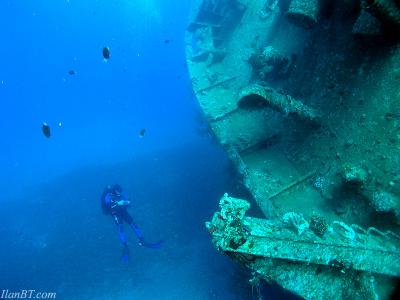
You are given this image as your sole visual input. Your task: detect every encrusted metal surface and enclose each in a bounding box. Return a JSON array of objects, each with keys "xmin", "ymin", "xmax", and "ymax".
[{"xmin": 186, "ymin": 0, "xmax": 400, "ymax": 298}]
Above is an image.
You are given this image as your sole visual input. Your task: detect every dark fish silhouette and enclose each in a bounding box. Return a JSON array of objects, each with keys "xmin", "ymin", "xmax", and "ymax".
[
  {"xmin": 103, "ymin": 47, "xmax": 110, "ymax": 59},
  {"xmin": 68, "ymin": 69, "xmax": 76, "ymax": 75},
  {"xmin": 164, "ymin": 39, "xmax": 170, "ymax": 44},
  {"xmin": 42, "ymin": 122, "xmax": 51, "ymax": 138},
  {"xmin": 139, "ymin": 129, "xmax": 146, "ymax": 137}
]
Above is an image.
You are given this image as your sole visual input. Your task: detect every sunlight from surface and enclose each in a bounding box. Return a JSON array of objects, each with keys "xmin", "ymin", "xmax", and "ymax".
[{"xmin": 125, "ymin": 0, "xmax": 162, "ymax": 25}]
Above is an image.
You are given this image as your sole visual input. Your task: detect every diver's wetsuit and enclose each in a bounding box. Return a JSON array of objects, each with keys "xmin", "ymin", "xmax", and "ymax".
[{"xmin": 101, "ymin": 185, "xmax": 144, "ymax": 261}]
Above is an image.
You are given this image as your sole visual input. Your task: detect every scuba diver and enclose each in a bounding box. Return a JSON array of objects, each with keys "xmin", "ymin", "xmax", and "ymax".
[{"xmin": 101, "ymin": 184, "xmax": 162, "ymax": 262}]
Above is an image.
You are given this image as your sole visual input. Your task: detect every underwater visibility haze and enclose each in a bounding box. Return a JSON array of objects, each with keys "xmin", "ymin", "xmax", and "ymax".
[
  {"xmin": 0, "ymin": 0, "xmax": 260, "ymax": 299},
  {"xmin": 2, "ymin": 0, "xmax": 400, "ymax": 299}
]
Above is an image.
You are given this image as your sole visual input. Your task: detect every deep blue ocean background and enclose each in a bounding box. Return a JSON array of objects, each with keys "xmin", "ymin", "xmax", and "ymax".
[{"xmin": 0, "ymin": 1, "xmax": 291, "ymax": 299}]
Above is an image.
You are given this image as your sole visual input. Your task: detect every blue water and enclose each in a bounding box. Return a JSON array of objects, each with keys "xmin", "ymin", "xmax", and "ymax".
[
  {"xmin": 0, "ymin": 1, "xmax": 293, "ymax": 299},
  {"xmin": 0, "ymin": 0, "xmax": 201, "ymax": 195}
]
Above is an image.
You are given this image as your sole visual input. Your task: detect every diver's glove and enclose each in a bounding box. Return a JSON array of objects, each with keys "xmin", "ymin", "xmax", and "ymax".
[{"xmin": 121, "ymin": 243, "xmax": 130, "ymax": 262}]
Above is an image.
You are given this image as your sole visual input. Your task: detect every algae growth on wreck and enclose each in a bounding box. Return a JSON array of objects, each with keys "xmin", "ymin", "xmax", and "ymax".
[
  {"xmin": 186, "ymin": 0, "xmax": 400, "ymax": 299},
  {"xmin": 1, "ymin": 0, "xmax": 400, "ymax": 299}
]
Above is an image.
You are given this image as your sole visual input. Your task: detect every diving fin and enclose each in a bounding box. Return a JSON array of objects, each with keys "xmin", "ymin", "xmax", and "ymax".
[{"xmin": 139, "ymin": 239, "xmax": 163, "ymax": 249}]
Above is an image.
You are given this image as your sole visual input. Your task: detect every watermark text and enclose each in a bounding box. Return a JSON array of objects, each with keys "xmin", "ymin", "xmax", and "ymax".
[{"xmin": 1, "ymin": 290, "xmax": 56, "ymax": 299}]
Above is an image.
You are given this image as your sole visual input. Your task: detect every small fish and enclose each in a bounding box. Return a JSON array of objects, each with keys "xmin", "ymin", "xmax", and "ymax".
[
  {"xmin": 139, "ymin": 129, "xmax": 146, "ymax": 138},
  {"xmin": 102, "ymin": 47, "xmax": 110, "ymax": 59},
  {"xmin": 68, "ymin": 69, "xmax": 76, "ymax": 75},
  {"xmin": 164, "ymin": 39, "xmax": 170, "ymax": 44},
  {"xmin": 42, "ymin": 122, "xmax": 51, "ymax": 138}
]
